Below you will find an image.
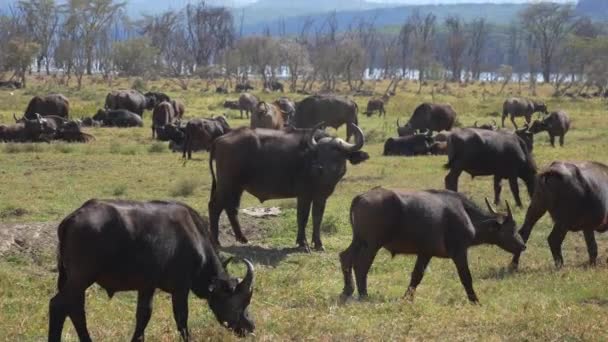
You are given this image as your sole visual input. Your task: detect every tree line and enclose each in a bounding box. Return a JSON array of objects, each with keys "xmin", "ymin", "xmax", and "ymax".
[{"xmin": 0, "ymin": 0, "xmax": 606, "ymax": 95}]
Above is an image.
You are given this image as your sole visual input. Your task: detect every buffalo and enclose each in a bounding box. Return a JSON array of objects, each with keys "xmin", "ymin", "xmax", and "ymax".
[
  {"xmin": 510, "ymin": 161, "xmax": 608, "ymax": 270},
  {"xmin": 183, "ymin": 116, "xmax": 230, "ymax": 159},
  {"xmin": 223, "ymin": 100, "xmax": 240, "ymax": 110},
  {"xmin": 294, "ymin": 95, "xmax": 359, "ymax": 141},
  {"xmin": 143, "ymin": 91, "xmax": 171, "ymax": 109},
  {"xmin": 340, "ymin": 188, "xmax": 524, "ymax": 303},
  {"xmin": 430, "ymin": 141, "xmax": 448, "ymax": 155},
  {"xmin": 0, "ymin": 114, "xmax": 54, "ymax": 142},
  {"xmin": 264, "ymin": 80, "xmax": 284, "ymax": 92},
  {"xmin": 0, "ymin": 80, "xmax": 22, "ymax": 89},
  {"xmin": 80, "ymin": 117, "xmax": 102, "ymax": 128},
  {"xmin": 397, "ymin": 103, "xmax": 457, "ymax": 136},
  {"xmin": 383, "ymin": 132, "xmax": 433, "ymax": 156},
  {"xmin": 171, "ymin": 99, "xmax": 185, "ymax": 119},
  {"xmin": 105, "ymin": 90, "xmax": 150, "ymax": 116},
  {"xmin": 216, "ymin": 86, "xmax": 229, "ymax": 94},
  {"xmin": 473, "ymin": 120, "xmax": 497, "ymax": 130},
  {"xmin": 152, "ymin": 101, "xmax": 175, "ymax": 139},
  {"xmin": 250, "ymin": 101, "xmax": 286, "ymax": 130},
  {"xmin": 208, "ymin": 124, "xmax": 369, "ymax": 250},
  {"xmin": 445, "ymin": 128, "xmax": 537, "ymax": 207},
  {"xmin": 55, "ymin": 122, "xmax": 95, "ymax": 143},
  {"xmin": 275, "ymin": 97, "xmax": 296, "ymax": 125},
  {"xmin": 238, "ymin": 93, "xmax": 258, "ymax": 119},
  {"xmin": 24, "ymin": 94, "xmax": 70, "ymax": 119},
  {"xmin": 235, "ymin": 83, "xmax": 254, "ymax": 92},
  {"xmin": 502, "ymin": 97, "xmax": 548, "ymax": 129},
  {"xmin": 94, "ymin": 109, "xmax": 143, "ymax": 127},
  {"xmin": 48, "ymin": 199, "xmax": 255, "ymax": 341},
  {"xmin": 363, "ymin": 95, "xmax": 389, "ymax": 117},
  {"xmin": 528, "ymin": 111, "xmax": 570, "ymax": 147}
]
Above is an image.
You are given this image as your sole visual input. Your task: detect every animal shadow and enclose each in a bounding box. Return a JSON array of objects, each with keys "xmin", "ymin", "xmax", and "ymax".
[{"xmin": 220, "ymin": 244, "xmax": 303, "ymax": 267}]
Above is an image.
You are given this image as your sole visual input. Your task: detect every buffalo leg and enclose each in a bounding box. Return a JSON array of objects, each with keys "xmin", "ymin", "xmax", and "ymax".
[
  {"xmin": 559, "ymin": 135, "xmax": 564, "ymax": 147},
  {"xmin": 208, "ymin": 198, "xmax": 223, "ymax": 246},
  {"xmin": 583, "ymin": 230, "xmax": 598, "ymax": 266},
  {"xmin": 171, "ymin": 290, "xmax": 190, "ymax": 341},
  {"xmin": 68, "ymin": 291, "xmax": 92, "ymax": 342},
  {"xmin": 226, "ymin": 194, "xmax": 248, "ymax": 244},
  {"xmin": 339, "ymin": 241, "xmax": 356, "ymax": 298},
  {"xmin": 501, "ymin": 113, "xmax": 507, "ymax": 128},
  {"xmin": 48, "ymin": 293, "xmax": 69, "ymax": 342},
  {"xmin": 549, "ymin": 134, "xmax": 555, "ymax": 147},
  {"xmin": 510, "ymin": 115, "xmax": 518, "ymax": 129},
  {"xmin": 152, "ymin": 125, "xmax": 155, "ymax": 139},
  {"xmin": 404, "ymin": 255, "xmax": 431, "ymax": 300},
  {"xmin": 354, "ymin": 245, "xmax": 379, "ymax": 298},
  {"xmin": 131, "ymin": 289, "xmax": 155, "ymax": 342},
  {"xmin": 296, "ymin": 198, "xmax": 312, "ymax": 250},
  {"xmin": 452, "ymin": 251, "xmax": 479, "ymax": 303},
  {"xmin": 511, "ymin": 189, "xmax": 548, "ymax": 269},
  {"xmin": 493, "ymin": 176, "xmax": 502, "ymax": 205},
  {"xmin": 508, "ymin": 177, "xmax": 523, "ymax": 207},
  {"xmin": 311, "ymin": 198, "xmax": 327, "ymax": 251},
  {"xmin": 444, "ymin": 169, "xmax": 462, "ymax": 192},
  {"xmin": 547, "ymin": 224, "xmax": 568, "ymax": 268}
]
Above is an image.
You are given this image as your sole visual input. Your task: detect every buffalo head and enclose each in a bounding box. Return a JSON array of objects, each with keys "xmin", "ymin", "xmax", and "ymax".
[
  {"xmin": 534, "ymin": 101, "xmax": 548, "ymax": 114},
  {"xmin": 204, "ymin": 258, "xmax": 255, "ymax": 336},
  {"xmin": 484, "ymin": 199, "xmax": 526, "ymax": 254},
  {"xmin": 515, "ymin": 124, "xmax": 534, "ymax": 152},
  {"xmin": 93, "ymin": 109, "xmax": 108, "ymax": 122},
  {"xmin": 308, "ymin": 123, "xmax": 369, "ymax": 182},
  {"xmin": 396, "ymin": 118, "xmax": 414, "ymax": 136},
  {"xmin": 528, "ymin": 119, "xmax": 547, "ymax": 134}
]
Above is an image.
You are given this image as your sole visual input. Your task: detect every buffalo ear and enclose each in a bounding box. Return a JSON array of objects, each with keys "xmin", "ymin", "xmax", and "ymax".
[{"xmin": 348, "ymin": 151, "xmax": 369, "ymax": 165}]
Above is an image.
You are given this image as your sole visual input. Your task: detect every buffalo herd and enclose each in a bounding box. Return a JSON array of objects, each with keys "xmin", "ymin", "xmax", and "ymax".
[{"xmin": 2, "ymin": 84, "xmax": 604, "ymax": 339}]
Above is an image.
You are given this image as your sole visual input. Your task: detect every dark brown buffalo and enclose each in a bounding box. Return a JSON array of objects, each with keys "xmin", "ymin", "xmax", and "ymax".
[
  {"xmin": 340, "ymin": 188, "xmax": 524, "ymax": 303},
  {"xmin": 238, "ymin": 93, "xmax": 258, "ymax": 119},
  {"xmin": 502, "ymin": 97, "xmax": 548, "ymax": 129},
  {"xmin": 80, "ymin": 117, "xmax": 102, "ymax": 127},
  {"xmin": 397, "ymin": 103, "xmax": 457, "ymax": 136},
  {"xmin": 143, "ymin": 91, "xmax": 171, "ymax": 108},
  {"xmin": 171, "ymin": 99, "xmax": 185, "ymax": 119},
  {"xmin": 24, "ymin": 94, "xmax": 70, "ymax": 119},
  {"xmin": 105, "ymin": 90, "xmax": 150, "ymax": 116},
  {"xmin": 152, "ymin": 101, "xmax": 175, "ymax": 139},
  {"xmin": 0, "ymin": 114, "xmax": 54, "ymax": 142},
  {"xmin": 235, "ymin": 83, "xmax": 254, "ymax": 92},
  {"xmin": 216, "ymin": 86, "xmax": 229, "ymax": 94},
  {"xmin": 223, "ymin": 100, "xmax": 240, "ymax": 110},
  {"xmin": 445, "ymin": 128, "xmax": 537, "ymax": 207},
  {"xmin": 473, "ymin": 120, "xmax": 497, "ymax": 130},
  {"xmin": 250, "ymin": 102, "xmax": 286, "ymax": 130},
  {"xmin": 209, "ymin": 124, "xmax": 368, "ymax": 250},
  {"xmin": 48, "ymin": 199, "xmax": 255, "ymax": 341},
  {"xmin": 264, "ymin": 80, "xmax": 284, "ymax": 92},
  {"xmin": 383, "ymin": 132, "xmax": 433, "ymax": 156},
  {"xmin": 363, "ymin": 95, "xmax": 388, "ymax": 117},
  {"xmin": 183, "ymin": 116, "xmax": 230, "ymax": 159},
  {"xmin": 528, "ymin": 111, "xmax": 570, "ymax": 147},
  {"xmin": 294, "ymin": 95, "xmax": 359, "ymax": 141},
  {"xmin": 510, "ymin": 161, "xmax": 608, "ymax": 270},
  {"xmin": 275, "ymin": 97, "xmax": 296, "ymax": 125},
  {"xmin": 94, "ymin": 109, "xmax": 143, "ymax": 127}
]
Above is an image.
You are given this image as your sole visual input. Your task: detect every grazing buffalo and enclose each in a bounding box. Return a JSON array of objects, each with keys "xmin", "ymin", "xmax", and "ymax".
[
  {"xmin": 223, "ymin": 100, "xmax": 240, "ymax": 110},
  {"xmin": 502, "ymin": 97, "xmax": 548, "ymax": 129},
  {"xmin": 238, "ymin": 93, "xmax": 258, "ymax": 119},
  {"xmin": 143, "ymin": 91, "xmax": 171, "ymax": 109},
  {"xmin": 363, "ymin": 95, "xmax": 388, "ymax": 117},
  {"xmin": 24, "ymin": 94, "xmax": 70, "ymax": 119},
  {"xmin": 183, "ymin": 116, "xmax": 230, "ymax": 159},
  {"xmin": 163, "ymin": 121, "xmax": 187, "ymax": 149},
  {"xmin": 397, "ymin": 103, "xmax": 457, "ymax": 136},
  {"xmin": 209, "ymin": 124, "xmax": 369, "ymax": 250},
  {"xmin": 473, "ymin": 120, "xmax": 497, "ymax": 130},
  {"xmin": 235, "ymin": 83, "xmax": 254, "ymax": 92},
  {"xmin": 528, "ymin": 111, "xmax": 570, "ymax": 147},
  {"xmin": 152, "ymin": 101, "xmax": 175, "ymax": 140},
  {"xmin": 94, "ymin": 109, "xmax": 143, "ymax": 127},
  {"xmin": 383, "ymin": 133, "xmax": 433, "ymax": 156},
  {"xmin": 48, "ymin": 199, "xmax": 255, "ymax": 341},
  {"xmin": 105, "ymin": 90, "xmax": 150, "ymax": 116},
  {"xmin": 0, "ymin": 80, "xmax": 22, "ymax": 89},
  {"xmin": 264, "ymin": 80, "xmax": 284, "ymax": 92},
  {"xmin": 171, "ymin": 99, "xmax": 185, "ymax": 119},
  {"xmin": 340, "ymin": 188, "xmax": 524, "ymax": 303},
  {"xmin": 251, "ymin": 102, "xmax": 285, "ymax": 130},
  {"xmin": 216, "ymin": 86, "xmax": 229, "ymax": 94},
  {"xmin": 294, "ymin": 95, "xmax": 359, "ymax": 141},
  {"xmin": 510, "ymin": 161, "xmax": 608, "ymax": 270},
  {"xmin": 445, "ymin": 128, "xmax": 537, "ymax": 207},
  {"xmin": 275, "ymin": 97, "xmax": 296, "ymax": 125}
]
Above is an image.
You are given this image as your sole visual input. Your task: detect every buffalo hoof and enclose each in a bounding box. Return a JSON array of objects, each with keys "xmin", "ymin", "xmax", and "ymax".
[
  {"xmin": 404, "ymin": 287, "xmax": 416, "ymax": 301},
  {"xmin": 554, "ymin": 260, "xmax": 564, "ymax": 269},
  {"xmin": 297, "ymin": 242, "xmax": 311, "ymax": 253},
  {"xmin": 339, "ymin": 292, "xmax": 352, "ymax": 304},
  {"xmin": 313, "ymin": 243, "xmax": 325, "ymax": 252},
  {"xmin": 235, "ymin": 235, "xmax": 249, "ymax": 244},
  {"xmin": 508, "ymin": 262, "xmax": 519, "ymax": 272}
]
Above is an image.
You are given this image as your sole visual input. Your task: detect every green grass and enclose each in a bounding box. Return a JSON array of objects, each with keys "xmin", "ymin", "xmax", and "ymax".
[{"xmin": 1, "ymin": 77, "xmax": 608, "ymax": 340}]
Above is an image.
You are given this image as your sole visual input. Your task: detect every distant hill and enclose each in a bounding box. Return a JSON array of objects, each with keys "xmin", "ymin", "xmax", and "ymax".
[{"xmin": 576, "ymin": 0, "xmax": 608, "ymax": 20}]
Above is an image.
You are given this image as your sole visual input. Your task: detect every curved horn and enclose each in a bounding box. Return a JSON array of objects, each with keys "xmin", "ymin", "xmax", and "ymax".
[
  {"xmin": 474, "ymin": 120, "xmax": 479, "ymax": 128},
  {"xmin": 397, "ymin": 118, "xmax": 402, "ymax": 128},
  {"xmin": 485, "ymin": 197, "xmax": 498, "ymax": 215},
  {"xmin": 505, "ymin": 200, "xmax": 513, "ymax": 219},
  {"xmin": 13, "ymin": 113, "xmax": 18, "ymax": 122},
  {"xmin": 222, "ymin": 257, "xmax": 234, "ymax": 270},
  {"xmin": 307, "ymin": 122, "xmax": 325, "ymax": 149},
  {"xmin": 237, "ymin": 258, "xmax": 255, "ymax": 293},
  {"xmin": 332, "ymin": 124, "xmax": 364, "ymax": 152}
]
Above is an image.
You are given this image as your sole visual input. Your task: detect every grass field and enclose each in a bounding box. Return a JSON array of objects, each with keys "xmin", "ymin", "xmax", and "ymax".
[{"xmin": 1, "ymin": 77, "xmax": 608, "ymax": 341}]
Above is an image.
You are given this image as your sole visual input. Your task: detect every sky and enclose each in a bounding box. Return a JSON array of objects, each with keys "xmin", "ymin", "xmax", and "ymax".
[{"xmin": 224, "ymin": 0, "xmax": 574, "ymax": 5}]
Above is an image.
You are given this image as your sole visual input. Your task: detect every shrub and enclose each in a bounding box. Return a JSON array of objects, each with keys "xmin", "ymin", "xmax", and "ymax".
[
  {"xmin": 170, "ymin": 179, "xmax": 198, "ymax": 197},
  {"xmin": 148, "ymin": 142, "xmax": 165, "ymax": 153}
]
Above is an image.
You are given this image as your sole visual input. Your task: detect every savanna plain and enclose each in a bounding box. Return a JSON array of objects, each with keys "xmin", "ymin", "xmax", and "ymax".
[{"xmin": 1, "ymin": 77, "xmax": 608, "ymax": 341}]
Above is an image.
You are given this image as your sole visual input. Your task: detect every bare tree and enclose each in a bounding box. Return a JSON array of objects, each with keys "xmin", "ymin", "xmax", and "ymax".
[
  {"xmin": 409, "ymin": 11, "xmax": 436, "ymax": 91},
  {"xmin": 279, "ymin": 38, "xmax": 310, "ymax": 91},
  {"xmin": 18, "ymin": 0, "xmax": 60, "ymax": 74},
  {"xmin": 468, "ymin": 18, "xmax": 488, "ymax": 81},
  {"xmin": 398, "ymin": 21, "xmax": 413, "ymax": 78},
  {"xmin": 520, "ymin": 3, "xmax": 577, "ymax": 83},
  {"xmin": 185, "ymin": 1, "xmax": 234, "ymax": 68},
  {"xmin": 445, "ymin": 16, "xmax": 466, "ymax": 82}
]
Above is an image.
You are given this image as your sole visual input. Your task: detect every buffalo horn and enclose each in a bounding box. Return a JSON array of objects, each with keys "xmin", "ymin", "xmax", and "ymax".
[
  {"xmin": 13, "ymin": 113, "xmax": 18, "ymax": 122},
  {"xmin": 485, "ymin": 197, "xmax": 498, "ymax": 215},
  {"xmin": 334, "ymin": 124, "xmax": 364, "ymax": 152},
  {"xmin": 397, "ymin": 118, "xmax": 402, "ymax": 128},
  {"xmin": 474, "ymin": 121, "xmax": 479, "ymax": 128},
  {"xmin": 237, "ymin": 258, "xmax": 255, "ymax": 294},
  {"xmin": 307, "ymin": 122, "xmax": 326, "ymax": 149}
]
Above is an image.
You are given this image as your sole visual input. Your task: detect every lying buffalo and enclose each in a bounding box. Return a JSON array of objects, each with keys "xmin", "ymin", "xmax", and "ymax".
[
  {"xmin": 264, "ymin": 80, "xmax": 284, "ymax": 92},
  {"xmin": 80, "ymin": 117, "xmax": 102, "ymax": 127},
  {"xmin": 209, "ymin": 124, "xmax": 369, "ymax": 250},
  {"xmin": 340, "ymin": 188, "xmax": 524, "ymax": 303},
  {"xmin": 94, "ymin": 109, "xmax": 143, "ymax": 127},
  {"xmin": 397, "ymin": 103, "xmax": 457, "ymax": 136},
  {"xmin": 383, "ymin": 132, "xmax": 433, "ymax": 156},
  {"xmin": 502, "ymin": 97, "xmax": 548, "ymax": 129},
  {"xmin": 239, "ymin": 93, "xmax": 258, "ymax": 119},
  {"xmin": 445, "ymin": 128, "xmax": 537, "ymax": 207},
  {"xmin": 235, "ymin": 83, "xmax": 254, "ymax": 92},
  {"xmin": 24, "ymin": 94, "xmax": 70, "ymax": 119},
  {"xmin": 48, "ymin": 199, "xmax": 255, "ymax": 341},
  {"xmin": 183, "ymin": 116, "xmax": 230, "ymax": 159},
  {"xmin": 152, "ymin": 101, "xmax": 175, "ymax": 139},
  {"xmin": 251, "ymin": 102, "xmax": 286, "ymax": 130},
  {"xmin": 105, "ymin": 90, "xmax": 151, "ymax": 116},
  {"xmin": 223, "ymin": 100, "xmax": 240, "ymax": 110},
  {"xmin": 473, "ymin": 120, "xmax": 497, "ymax": 130},
  {"xmin": 510, "ymin": 161, "xmax": 608, "ymax": 270},
  {"xmin": 294, "ymin": 95, "xmax": 359, "ymax": 141},
  {"xmin": 528, "ymin": 111, "xmax": 570, "ymax": 147},
  {"xmin": 0, "ymin": 80, "xmax": 22, "ymax": 89},
  {"xmin": 0, "ymin": 114, "xmax": 53, "ymax": 142}
]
